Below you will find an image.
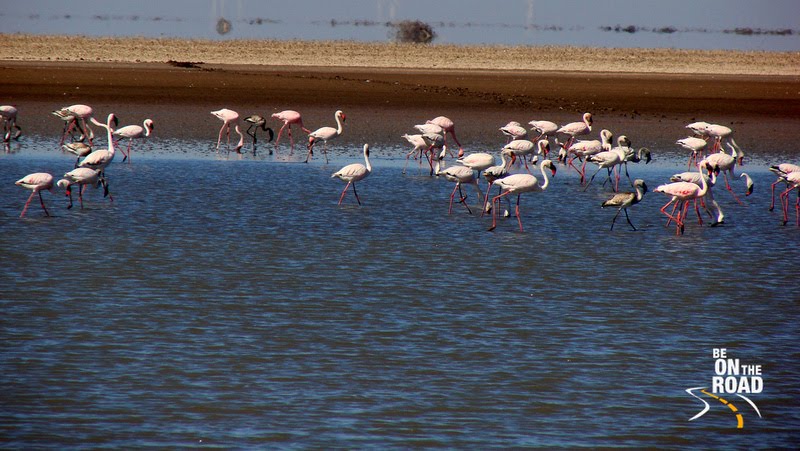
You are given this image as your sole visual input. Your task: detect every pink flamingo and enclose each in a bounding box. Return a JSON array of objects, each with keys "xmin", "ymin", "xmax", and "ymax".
[
  {"xmin": 557, "ymin": 112, "xmax": 593, "ymax": 149},
  {"xmin": 401, "ymin": 133, "xmax": 429, "ymax": 173},
  {"xmin": 502, "ymin": 139, "xmax": 546, "ymax": 174},
  {"xmin": 528, "ymin": 119, "xmax": 559, "ymax": 141},
  {"xmin": 704, "ymin": 123, "xmax": 742, "ymax": 157},
  {"xmin": 488, "ymin": 159, "xmax": 556, "ymax": 232},
  {"xmin": 427, "ymin": 116, "xmax": 463, "ymax": 152},
  {"xmin": 768, "ymin": 163, "xmax": 800, "ymax": 211},
  {"xmin": 669, "ymin": 171, "xmax": 724, "ymax": 226},
  {"xmin": 331, "ymin": 144, "xmax": 372, "ymax": 206},
  {"xmin": 81, "ymin": 113, "xmax": 118, "ymax": 199},
  {"xmin": 1, "ymin": 105, "xmax": 22, "ymax": 142},
  {"xmin": 677, "ymin": 136, "xmax": 708, "ymax": 168},
  {"xmin": 435, "ymin": 147, "xmax": 484, "ymax": 215},
  {"xmin": 57, "ymin": 167, "xmax": 101, "ymax": 209},
  {"xmin": 561, "ymin": 128, "xmax": 613, "ymax": 181},
  {"xmin": 778, "ymin": 172, "xmax": 800, "ymax": 226},
  {"xmin": 211, "ymin": 108, "xmax": 245, "ymax": 154},
  {"xmin": 654, "ymin": 164, "xmax": 710, "ymax": 235},
  {"xmin": 53, "ymin": 104, "xmax": 95, "ymax": 145},
  {"xmin": 456, "ymin": 151, "xmax": 496, "ymax": 180},
  {"xmin": 307, "ymin": 110, "xmax": 346, "ymax": 164},
  {"xmin": 700, "ymin": 143, "xmax": 745, "ymax": 204},
  {"xmin": 271, "ymin": 110, "xmax": 310, "ymax": 151},
  {"xmin": 500, "ymin": 121, "xmax": 528, "ymax": 142},
  {"xmin": 15, "ymin": 172, "xmax": 54, "ymax": 218},
  {"xmin": 482, "ymin": 152, "xmax": 511, "ymax": 216},
  {"xmin": 113, "ymin": 118, "xmax": 154, "ymax": 163}
]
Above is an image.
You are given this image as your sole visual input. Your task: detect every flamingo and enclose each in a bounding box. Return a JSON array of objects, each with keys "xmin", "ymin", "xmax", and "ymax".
[
  {"xmin": 488, "ymin": 159, "xmax": 556, "ymax": 232},
  {"xmin": 57, "ymin": 167, "xmax": 101, "ymax": 209},
  {"xmin": 420, "ymin": 132, "xmax": 445, "ymax": 175},
  {"xmin": 500, "ymin": 121, "xmax": 528, "ymax": 142},
  {"xmin": 528, "ymin": 119, "xmax": 559, "ymax": 141},
  {"xmin": 332, "ymin": 144, "xmax": 372, "ymax": 206},
  {"xmin": 1, "ymin": 105, "xmax": 22, "ymax": 142},
  {"xmin": 113, "ymin": 118, "xmax": 154, "ymax": 162},
  {"xmin": 677, "ymin": 136, "xmax": 708, "ymax": 168},
  {"xmin": 271, "ymin": 110, "xmax": 311, "ymax": 150},
  {"xmin": 15, "ymin": 172, "xmax": 54, "ymax": 218},
  {"xmin": 670, "ymin": 171, "xmax": 724, "ymax": 226},
  {"xmin": 307, "ymin": 109, "xmax": 345, "ymax": 164},
  {"xmin": 81, "ymin": 113, "xmax": 118, "ymax": 199},
  {"xmin": 52, "ymin": 104, "xmax": 95, "ymax": 145},
  {"xmin": 501, "ymin": 139, "xmax": 545, "ymax": 173},
  {"xmin": 557, "ymin": 112, "xmax": 593, "ymax": 149},
  {"xmin": 768, "ymin": 163, "xmax": 800, "ymax": 211},
  {"xmin": 62, "ymin": 142, "xmax": 93, "ymax": 167},
  {"xmin": 242, "ymin": 115, "xmax": 274, "ymax": 155},
  {"xmin": 583, "ymin": 148, "xmax": 623, "ymax": 191},
  {"xmin": 700, "ymin": 143, "xmax": 744, "ymax": 203},
  {"xmin": 562, "ymin": 128, "xmax": 613, "ymax": 181},
  {"xmin": 401, "ymin": 133, "xmax": 429, "ymax": 174},
  {"xmin": 601, "ymin": 179, "xmax": 648, "ymax": 231},
  {"xmin": 778, "ymin": 172, "xmax": 800, "ymax": 226},
  {"xmin": 705, "ymin": 123, "xmax": 742, "ymax": 157},
  {"xmin": 427, "ymin": 116, "xmax": 463, "ymax": 151},
  {"xmin": 211, "ymin": 108, "xmax": 244, "ymax": 154},
  {"xmin": 414, "ymin": 122, "xmax": 444, "ymax": 136},
  {"xmin": 456, "ymin": 151, "xmax": 495, "ymax": 180},
  {"xmin": 435, "ymin": 147, "xmax": 484, "ymax": 215},
  {"xmin": 654, "ymin": 164, "xmax": 710, "ymax": 235},
  {"xmin": 482, "ymin": 152, "xmax": 513, "ymax": 216}
]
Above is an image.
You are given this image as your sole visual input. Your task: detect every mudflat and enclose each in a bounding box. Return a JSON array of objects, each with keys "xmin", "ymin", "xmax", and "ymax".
[{"xmin": 2, "ymin": 34, "xmax": 799, "ymax": 150}]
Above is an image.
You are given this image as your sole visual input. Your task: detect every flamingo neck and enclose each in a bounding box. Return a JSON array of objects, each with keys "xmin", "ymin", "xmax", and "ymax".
[
  {"xmin": 335, "ymin": 113, "xmax": 344, "ymax": 135},
  {"xmin": 539, "ymin": 162, "xmax": 551, "ymax": 190},
  {"xmin": 106, "ymin": 118, "xmax": 115, "ymax": 156},
  {"xmin": 364, "ymin": 148, "xmax": 372, "ymax": 173}
]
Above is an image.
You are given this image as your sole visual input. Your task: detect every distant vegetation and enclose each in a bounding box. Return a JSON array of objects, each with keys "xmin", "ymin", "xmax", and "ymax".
[
  {"xmin": 394, "ymin": 20, "xmax": 436, "ymax": 44},
  {"xmin": 600, "ymin": 24, "xmax": 795, "ymax": 36}
]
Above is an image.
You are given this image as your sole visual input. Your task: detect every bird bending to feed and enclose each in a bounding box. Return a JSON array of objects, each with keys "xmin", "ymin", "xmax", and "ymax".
[
  {"xmin": 62, "ymin": 142, "xmax": 93, "ymax": 167},
  {"xmin": 332, "ymin": 144, "xmax": 372, "ymax": 206},
  {"xmin": 500, "ymin": 121, "xmax": 528, "ymax": 142},
  {"xmin": 528, "ymin": 119, "xmax": 559, "ymax": 141},
  {"xmin": 482, "ymin": 152, "xmax": 512, "ymax": 216},
  {"xmin": 1, "ymin": 105, "xmax": 22, "ymax": 142},
  {"xmin": 563, "ymin": 128, "xmax": 613, "ymax": 181},
  {"xmin": 401, "ymin": 133, "xmax": 429, "ymax": 174},
  {"xmin": 113, "ymin": 118, "xmax": 154, "ymax": 162},
  {"xmin": 82, "ymin": 113, "xmax": 118, "ymax": 199},
  {"xmin": 654, "ymin": 164, "xmax": 709, "ymax": 235},
  {"xmin": 426, "ymin": 116, "xmax": 463, "ymax": 152},
  {"xmin": 57, "ymin": 168, "xmax": 101, "ymax": 209},
  {"xmin": 307, "ymin": 109, "xmax": 346, "ymax": 164},
  {"xmin": 768, "ymin": 163, "xmax": 800, "ymax": 211},
  {"xmin": 778, "ymin": 171, "xmax": 800, "ymax": 226},
  {"xmin": 557, "ymin": 112, "xmax": 593, "ymax": 149},
  {"xmin": 456, "ymin": 151, "xmax": 496, "ymax": 180},
  {"xmin": 669, "ymin": 171, "xmax": 724, "ymax": 226},
  {"xmin": 243, "ymin": 115, "xmax": 274, "ymax": 155},
  {"xmin": 488, "ymin": 159, "xmax": 556, "ymax": 232},
  {"xmin": 211, "ymin": 108, "xmax": 245, "ymax": 154},
  {"xmin": 16, "ymin": 172, "xmax": 54, "ymax": 218},
  {"xmin": 435, "ymin": 147, "xmax": 484, "ymax": 215},
  {"xmin": 602, "ymin": 179, "xmax": 648, "ymax": 231},
  {"xmin": 271, "ymin": 110, "xmax": 311, "ymax": 151},
  {"xmin": 52, "ymin": 104, "xmax": 95, "ymax": 145},
  {"xmin": 700, "ymin": 143, "xmax": 745, "ymax": 204},
  {"xmin": 676, "ymin": 136, "xmax": 708, "ymax": 168},
  {"xmin": 501, "ymin": 139, "xmax": 545, "ymax": 174}
]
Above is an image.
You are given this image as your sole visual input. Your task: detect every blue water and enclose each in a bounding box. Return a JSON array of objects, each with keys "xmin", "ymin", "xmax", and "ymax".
[
  {"xmin": 1, "ymin": 135, "xmax": 798, "ymax": 447},
  {"xmin": 2, "ymin": 0, "xmax": 800, "ymax": 51}
]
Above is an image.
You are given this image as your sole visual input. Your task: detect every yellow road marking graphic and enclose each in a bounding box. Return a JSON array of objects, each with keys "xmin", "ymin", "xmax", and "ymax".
[{"xmin": 701, "ymin": 389, "xmax": 745, "ymax": 429}]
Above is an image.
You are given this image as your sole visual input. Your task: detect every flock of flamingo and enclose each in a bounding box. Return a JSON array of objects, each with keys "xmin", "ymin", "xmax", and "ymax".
[{"xmin": 3, "ymin": 103, "xmax": 799, "ymax": 233}]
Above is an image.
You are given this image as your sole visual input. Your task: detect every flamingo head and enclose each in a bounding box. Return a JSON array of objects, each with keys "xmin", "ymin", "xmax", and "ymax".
[
  {"xmin": 584, "ymin": 112, "xmax": 593, "ymax": 125},
  {"xmin": 336, "ymin": 110, "xmax": 346, "ymax": 122},
  {"xmin": 144, "ymin": 119, "xmax": 155, "ymax": 131},
  {"xmin": 56, "ymin": 179, "xmax": 70, "ymax": 191},
  {"xmin": 543, "ymin": 159, "xmax": 557, "ymax": 176},
  {"xmin": 741, "ymin": 173, "xmax": 754, "ymax": 196}
]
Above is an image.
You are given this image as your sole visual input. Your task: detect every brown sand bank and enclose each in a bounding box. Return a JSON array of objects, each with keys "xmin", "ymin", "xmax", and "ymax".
[{"xmin": 1, "ymin": 34, "xmax": 799, "ymax": 151}]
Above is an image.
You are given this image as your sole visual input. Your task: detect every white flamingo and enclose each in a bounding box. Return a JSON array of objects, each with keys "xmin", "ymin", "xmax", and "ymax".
[
  {"xmin": 57, "ymin": 167, "xmax": 101, "ymax": 209},
  {"xmin": 401, "ymin": 133, "xmax": 429, "ymax": 174},
  {"xmin": 768, "ymin": 163, "xmax": 800, "ymax": 211},
  {"xmin": 332, "ymin": 144, "xmax": 372, "ymax": 206},
  {"xmin": 0, "ymin": 105, "xmax": 21, "ymax": 142},
  {"xmin": 81, "ymin": 113, "xmax": 118, "ymax": 199},
  {"xmin": 557, "ymin": 112, "xmax": 593, "ymax": 149},
  {"xmin": 500, "ymin": 121, "xmax": 528, "ymax": 142},
  {"xmin": 307, "ymin": 109, "xmax": 346, "ymax": 163},
  {"xmin": 435, "ymin": 147, "xmax": 484, "ymax": 214},
  {"xmin": 488, "ymin": 159, "xmax": 556, "ymax": 232},
  {"xmin": 677, "ymin": 136, "xmax": 708, "ymax": 167},
  {"xmin": 113, "ymin": 118, "xmax": 154, "ymax": 162},
  {"xmin": 528, "ymin": 119, "xmax": 559, "ymax": 141}
]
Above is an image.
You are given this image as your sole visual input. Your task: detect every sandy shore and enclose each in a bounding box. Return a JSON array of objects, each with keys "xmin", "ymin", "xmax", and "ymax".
[{"xmin": 2, "ymin": 34, "xmax": 799, "ymax": 152}]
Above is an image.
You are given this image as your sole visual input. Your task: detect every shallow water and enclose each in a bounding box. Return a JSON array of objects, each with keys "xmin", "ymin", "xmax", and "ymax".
[{"xmin": 1, "ymin": 136, "xmax": 799, "ymax": 448}]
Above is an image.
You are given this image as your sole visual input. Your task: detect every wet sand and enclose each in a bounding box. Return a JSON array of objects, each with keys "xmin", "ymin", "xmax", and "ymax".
[{"xmin": 2, "ymin": 34, "xmax": 799, "ymax": 152}]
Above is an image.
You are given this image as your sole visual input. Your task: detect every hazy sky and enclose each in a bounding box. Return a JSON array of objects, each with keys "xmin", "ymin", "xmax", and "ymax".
[{"xmin": 3, "ymin": 0, "xmax": 799, "ymax": 51}]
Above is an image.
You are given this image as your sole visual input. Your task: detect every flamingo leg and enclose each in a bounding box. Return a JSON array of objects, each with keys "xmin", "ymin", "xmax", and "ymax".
[
  {"xmin": 481, "ymin": 182, "xmax": 494, "ymax": 216},
  {"xmin": 582, "ymin": 166, "xmax": 605, "ymax": 191},
  {"xmin": 795, "ymin": 189, "xmax": 799, "ymax": 226},
  {"xmin": 38, "ymin": 191, "xmax": 50, "ymax": 216},
  {"xmin": 770, "ymin": 179, "xmax": 782, "ymax": 211},
  {"xmin": 514, "ymin": 194, "xmax": 524, "ymax": 232},
  {"xmin": 122, "ymin": 139, "xmax": 132, "ymax": 163},
  {"xmin": 448, "ymin": 183, "xmax": 458, "ymax": 214},
  {"xmin": 216, "ymin": 123, "xmax": 227, "ymax": 150},
  {"xmin": 352, "ymin": 182, "xmax": 362, "ymax": 206},
  {"xmin": 660, "ymin": 198, "xmax": 682, "ymax": 226},
  {"xmin": 488, "ymin": 190, "xmax": 514, "ymax": 231},
  {"xmin": 457, "ymin": 184, "xmax": 472, "ymax": 214},
  {"xmin": 338, "ymin": 181, "xmax": 352, "ymax": 205},
  {"xmin": 20, "ymin": 190, "xmax": 38, "ymax": 218},
  {"xmin": 64, "ymin": 185, "xmax": 74, "ymax": 209},
  {"xmin": 79, "ymin": 184, "xmax": 86, "ymax": 209}
]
